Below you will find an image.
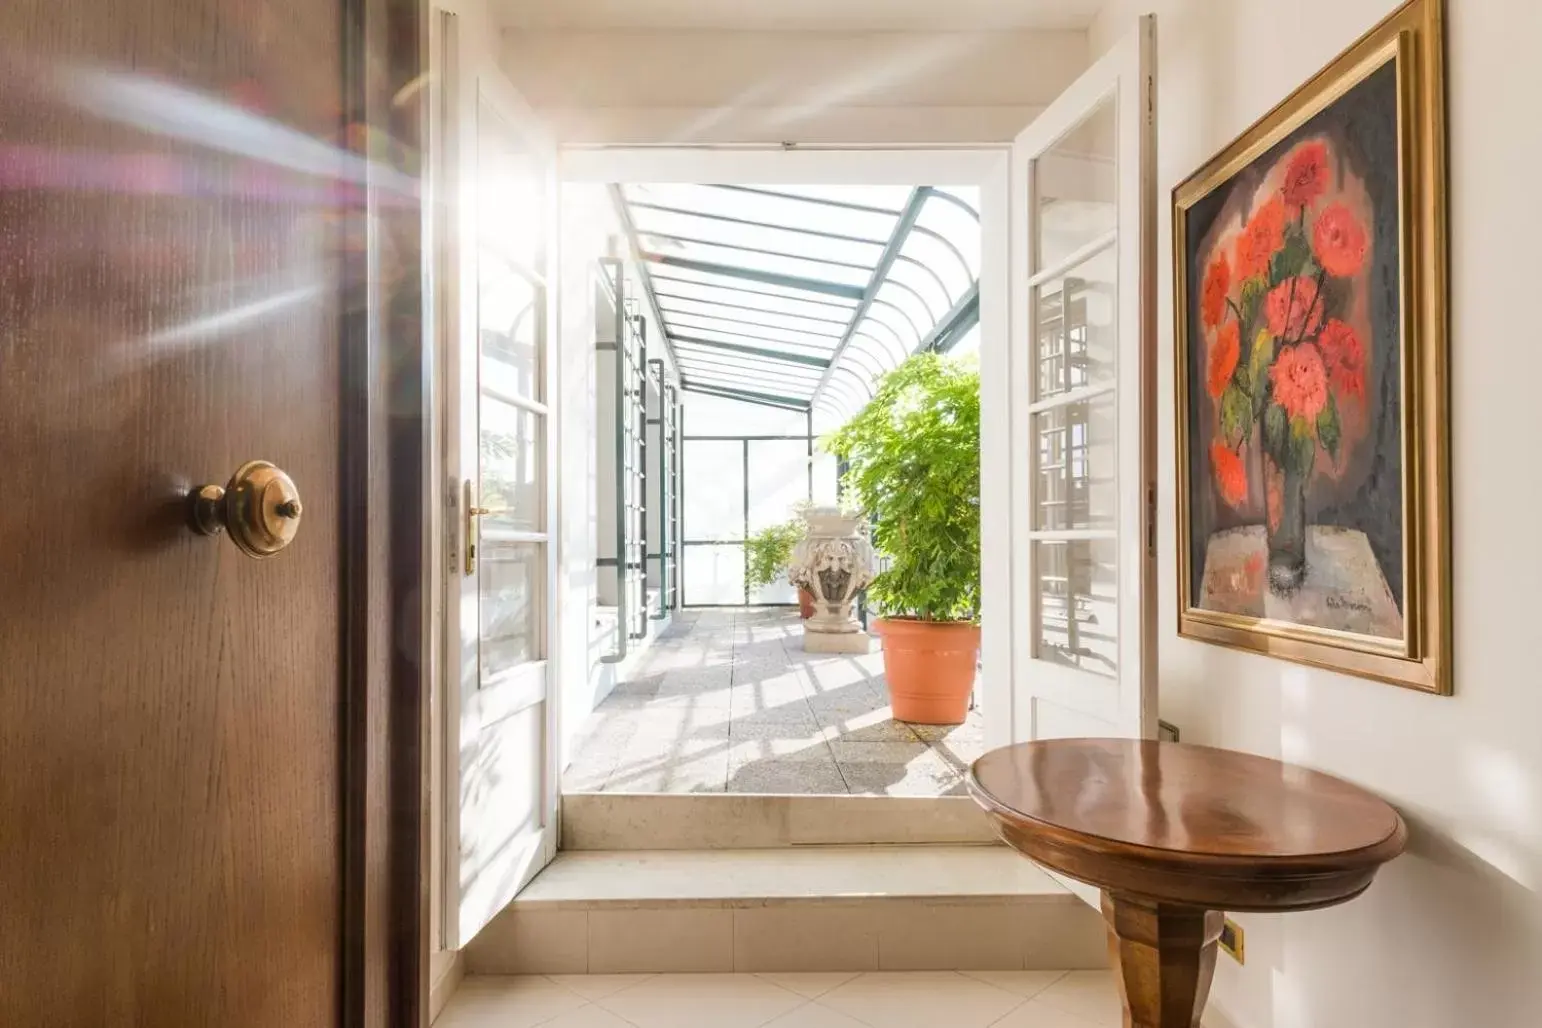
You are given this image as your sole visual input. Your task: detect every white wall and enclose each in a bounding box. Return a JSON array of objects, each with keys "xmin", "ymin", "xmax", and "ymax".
[
  {"xmin": 500, "ymin": 29, "xmax": 1088, "ymax": 144},
  {"xmin": 1088, "ymin": 3, "xmax": 1542, "ymax": 1026}
]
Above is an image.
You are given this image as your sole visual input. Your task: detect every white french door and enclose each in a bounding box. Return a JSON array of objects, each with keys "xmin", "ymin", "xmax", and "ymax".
[
  {"xmin": 441, "ymin": 27, "xmax": 561, "ymax": 947},
  {"xmin": 994, "ymin": 18, "xmax": 1157, "ymax": 751}
]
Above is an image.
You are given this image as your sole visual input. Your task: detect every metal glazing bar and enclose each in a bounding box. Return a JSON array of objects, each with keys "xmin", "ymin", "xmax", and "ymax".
[
  {"xmin": 663, "ymin": 310, "xmax": 842, "ymax": 343},
  {"xmin": 662, "ymin": 318, "xmax": 842, "ymax": 353},
  {"xmin": 643, "ymin": 254, "xmax": 865, "ymax": 300},
  {"xmin": 649, "ymin": 273, "xmax": 859, "ymax": 312},
  {"xmin": 675, "ymin": 360, "xmax": 823, "ymax": 388},
  {"xmin": 609, "ymin": 185, "xmax": 682, "ymax": 374},
  {"xmin": 809, "ymin": 187, "xmax": 930, "ymax": 409},
  {"xmin": 870, "ymin": 295, "xmax": 925, "ymax": 344},
  {"xmin": 708, "ymin": 184, "xmax": 905, "ymax": 217},
  {"xmin": 676, "ymin": 368, "xmax": 823, "ymax": 394},
  {"xmin": 683, "ymin": 382, "xmax": 810, "ymax": 411},
  {"xmin": 601, "ymin": 259, "xmax": 628, "ymax": 663},
  {"xmin": 661, "ymin": 306, "xmax": 844, "ymax": 340},
  {"xmin": 628, "ymin": 201, "xmax": 889, "ymax": 246},
  {"xmin": 669, "ymin": 334, "xmax": 832, "ymax": 367},
  {"xmin": 893, "ymin": 254, "xmax": 952, "ymax": 316},
  {"xmin": 640, "ymin": 232, "xmax": 873, "ymax": 273},
  {"xmin": 655, "ymin": 292, "xmax": 851, "ymax": 328},
  {"xmin": 741, "ymin": 440, "xmax": 750, "ymax": 604},
  {"xmin": 911, "ymin": 222, "xmax": 976, "ymax": 284},
  {"xmin": 682, "ymin": 434, "xmax": 817, "ymax": 441},
  {"xmin": 926, "ymin": 188, "xmax": 983, "ymax": 222},
  {"xmin": 806, "ymin": 409, "xmax": 814, "ymax": 503},
  {"xmin": 919, "ymin": 284, "xmax": 981, "ymax": 354}
]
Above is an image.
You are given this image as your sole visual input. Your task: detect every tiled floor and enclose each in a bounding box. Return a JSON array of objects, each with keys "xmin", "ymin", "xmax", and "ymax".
[
  {"xmin": 438, "ymin": 971, "xmax": 1121, "ymax": 1028},
  {"xmin": 564, "ymin": 609, "xmax": 986, "ymax": 796}
]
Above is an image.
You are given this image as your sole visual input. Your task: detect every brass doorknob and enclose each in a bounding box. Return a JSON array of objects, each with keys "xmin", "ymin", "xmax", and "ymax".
[{"xmin": 189, "ymin": 460, "xmax": 303, "ymax": 558}]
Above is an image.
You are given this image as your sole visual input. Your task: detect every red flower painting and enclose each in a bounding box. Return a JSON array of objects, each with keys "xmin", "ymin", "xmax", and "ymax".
[
  {"xmin": 1234, "ymin": 194, "xmax": 1286, "ymax": 282},
  {"xmin": 1211, "ymin": 441, "xmax": 1249, "ymax": 509},
  {"xmin": 1282, "ymin": 141, "xmax": 1330, "ymax": 211},
  {"xmin": 1317, "ymin": 318, "xmax": 1366, "ymax": 400},
  {"xmin": 1207, "ymin": 320, "xmax": 1240, "ymax": 399},
  {"xmin": 1269, "ymin": 342, "xmax": 1329, "ymax": 422},
  {"xmin": 1204, "ymin": 137, "xmax": 1368, "ymax": 512},
  {"xmin": 1264, "ymin": 276, "xmax": 1325, "ymax": 341},
  {"xmin": 1202, "ymin": 253, "xmax": 1231, "ymax": 329},
  {"xmin": 1312, "ymin": 202, "xmax": 1369, "ymax": 278}
]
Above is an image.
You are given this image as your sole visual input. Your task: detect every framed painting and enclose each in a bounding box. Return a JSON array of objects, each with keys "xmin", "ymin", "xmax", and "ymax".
[{"xmin": 1173, "ymin": 0, "xmax": 1450, "ymax": 693}]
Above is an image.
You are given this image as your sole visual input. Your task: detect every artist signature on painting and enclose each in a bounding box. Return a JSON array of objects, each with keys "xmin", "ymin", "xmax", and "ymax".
[{"xmin": 1325, "ymin": 595, "xmax": 1373, "ymax": 614}]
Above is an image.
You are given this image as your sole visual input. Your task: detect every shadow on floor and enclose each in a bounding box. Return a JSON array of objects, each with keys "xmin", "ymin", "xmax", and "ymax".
[{"xmin": 563, "ymin": 608, "xmax": 984, "ymax": 797}]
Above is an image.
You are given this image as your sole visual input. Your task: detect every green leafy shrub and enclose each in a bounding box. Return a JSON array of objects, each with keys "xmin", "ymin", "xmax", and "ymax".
[
  {"xmin": 745, "ymin": 519, "xmax": 804, "ymax": 592},
  {"xmin": 823, "ymin": 352, "xmax": 979, "ymax": 622}
]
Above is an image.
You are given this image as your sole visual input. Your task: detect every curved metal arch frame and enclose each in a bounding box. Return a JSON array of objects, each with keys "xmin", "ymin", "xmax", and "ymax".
[{"xmin": 615, "ymin": 181, "xmax": 981, "ymax": 416}]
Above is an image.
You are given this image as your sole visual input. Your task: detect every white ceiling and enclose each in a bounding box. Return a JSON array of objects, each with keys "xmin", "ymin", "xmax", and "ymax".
[{"xmin": 491, "ymin": 0, "xmax": 1105, "ymax": 32}]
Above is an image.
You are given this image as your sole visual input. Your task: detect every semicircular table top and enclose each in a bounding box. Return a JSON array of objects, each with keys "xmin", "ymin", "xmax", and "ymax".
[{"xmin": 970, "ymin": 739, "xmax": 1406, "ymax": 911}]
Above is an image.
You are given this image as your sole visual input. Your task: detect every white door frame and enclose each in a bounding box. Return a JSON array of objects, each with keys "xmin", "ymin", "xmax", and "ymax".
[
  {"xmin": 561, "ymin": 148, "xmax": 1017, "ymax": 753},
  {"xmin": 1008, "ymin": 17, "xmax": 1158, "ymax": 745}
]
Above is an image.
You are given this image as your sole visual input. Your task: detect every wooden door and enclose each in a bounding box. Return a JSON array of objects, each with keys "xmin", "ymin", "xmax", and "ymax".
[{"xmin": 0, "ymin": 1, "xmax": 425, "ymax": 1025}]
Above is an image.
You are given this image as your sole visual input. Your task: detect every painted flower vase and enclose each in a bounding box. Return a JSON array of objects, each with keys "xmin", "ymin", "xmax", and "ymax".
[{"xmin": 1266, "ymin": 456, "xmax": 1309, "ymax": 591}]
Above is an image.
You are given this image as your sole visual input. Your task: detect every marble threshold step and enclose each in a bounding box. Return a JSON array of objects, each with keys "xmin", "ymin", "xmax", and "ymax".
[
  {"xmin": 560, "ymin": 792, "xmax": 1000, "ymax": 850},
  {"xmin": 464, "ymin": 845, "xmax": 1108, "ymax": 976}
]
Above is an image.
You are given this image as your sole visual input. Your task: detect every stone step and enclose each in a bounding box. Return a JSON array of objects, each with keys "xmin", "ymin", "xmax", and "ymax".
[
  {"xmin": 560, "ymin": 792, "xmax": 1000, "ymax": 850},
  {"xmin": 464, "ymin": 845, "xmax": 1108, "ymax": 975}
]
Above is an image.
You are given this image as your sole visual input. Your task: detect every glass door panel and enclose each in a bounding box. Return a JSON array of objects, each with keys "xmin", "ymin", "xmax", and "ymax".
[{"xmin": 1005, "ymin": 17, "xmax": 1156, "ymax": 747}]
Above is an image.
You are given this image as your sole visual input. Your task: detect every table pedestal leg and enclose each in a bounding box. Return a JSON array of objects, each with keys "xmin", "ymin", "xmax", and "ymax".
[{"xmin": 1101, "ymin": 892, "xmax": 1224, "ymax": 1028}]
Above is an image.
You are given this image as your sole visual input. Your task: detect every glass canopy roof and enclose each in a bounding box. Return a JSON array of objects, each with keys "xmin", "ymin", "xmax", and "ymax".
[{"xmin": 616, "ymin": 183, "xmax": 980, "ymax": 425}]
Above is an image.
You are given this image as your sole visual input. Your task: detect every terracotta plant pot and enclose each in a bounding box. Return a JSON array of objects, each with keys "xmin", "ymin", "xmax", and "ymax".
[
  {"xmin": 873, "ymin": 618, "xmax": 980, "ymax": 725},
  {"xmin": 797, "ymin": 587, "xmax": 816, "ymax": 620}
]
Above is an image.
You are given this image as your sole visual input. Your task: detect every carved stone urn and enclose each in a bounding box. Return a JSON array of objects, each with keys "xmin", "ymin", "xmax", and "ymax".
[{"xmin": 788, "ymin": 507, "xmax": 876, "ymax": 654}]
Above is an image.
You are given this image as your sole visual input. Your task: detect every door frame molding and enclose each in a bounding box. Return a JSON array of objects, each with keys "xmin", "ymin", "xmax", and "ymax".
[{"xmin": 338, "ymin": 0, "xmax": 431, "ymax": 1023}]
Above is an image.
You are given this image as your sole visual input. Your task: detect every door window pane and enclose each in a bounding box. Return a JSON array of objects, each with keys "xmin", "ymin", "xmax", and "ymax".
[
  {"xmin": 480, "ymin": 259, "xmax": 541, "ymax": 401},
  {"xmin": 1032, "ymin": 249, "xmax": 1117, "ymax": 401},
  {"xmin": 480, "ymin": 397, "xmax": 542, "ymax": 531},
  {"xmin": 1034, "ymin": 95, "xmax": 1117, "ymax": 271},
  {"xmin": 1032, "ymin": 394, "xmax": 1117, "ymax": 531},
  {"xmin": 1033, "ymin": 538, "xmax": 1117, "ymax": 678},
  {"xmin": 481, "ymin": 542, "xmax": 541, "ymax": 681}
]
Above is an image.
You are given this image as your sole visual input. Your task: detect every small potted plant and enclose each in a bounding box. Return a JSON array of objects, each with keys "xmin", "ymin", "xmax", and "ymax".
[
  {"xmin": 744, "ymin": 517, "xmax": 812, "ymax": 615},
  {"xmin": 824, "ymin": 352, "xmax": 979, "ymax": 724}
]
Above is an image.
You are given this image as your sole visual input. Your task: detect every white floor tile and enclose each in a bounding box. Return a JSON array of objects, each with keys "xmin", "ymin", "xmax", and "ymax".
[
  {"xmin": 957, "ymin": 970, "xmax": 1067, "ymax": 998},
  {"xmin": 988, "ymin": 997, "xmax": 1111, "ymax": 1027},
  {"xmin": 438, "ymin": 976, "xmax": 591, "ymax": 1028},
  {"xmin": 754, "ymin": 972, "xmax": 861, "ymax": 999},
  {"xmin": 1033, "ymin": 971, "xmax": 1123, "ymax": 1025},
  {"xmin": 448, "ymin": 969, "xmax": 1121, "ymax": 1028},
  {"xmin": 534, "ymin": 1004, "xmax": 638, "ymax": 1028},
  {"xmin": 763, "ymin": 1003, "xmax": 873, "ymax": 1027},
  {"xmin": 546, "ymin": 974, "xmax": 655, "ymax": 1000},
  {"xmin": 595, "ymin": 972, "xmax": 806, "ymax": 1028},
  {"xmin": 817, "ymin": 971, "xmax": 1026, "ymax": 1028}
]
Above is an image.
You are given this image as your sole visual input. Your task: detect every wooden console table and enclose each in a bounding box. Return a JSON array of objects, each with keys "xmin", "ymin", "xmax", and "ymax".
[{"xmin": 970, "ymin": 739, "xmax": 1406, "ymax": 1028}]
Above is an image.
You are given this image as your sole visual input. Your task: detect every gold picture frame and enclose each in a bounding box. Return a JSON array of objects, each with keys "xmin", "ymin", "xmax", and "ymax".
[{"xmin": 1172, "ymin": 0, "xmax": 1449, "ymax": 694}]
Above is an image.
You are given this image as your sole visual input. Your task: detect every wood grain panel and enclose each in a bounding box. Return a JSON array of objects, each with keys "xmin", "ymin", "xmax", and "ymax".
[{"xmin": 0, "ymin": 0, "xmax": 425, "ymax": 1023}]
